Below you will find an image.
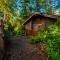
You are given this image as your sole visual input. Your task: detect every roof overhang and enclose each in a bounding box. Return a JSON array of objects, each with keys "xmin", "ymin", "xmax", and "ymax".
[{"xmin": 23, "ymin": 12, "xmax": 60, "ymax": 25}]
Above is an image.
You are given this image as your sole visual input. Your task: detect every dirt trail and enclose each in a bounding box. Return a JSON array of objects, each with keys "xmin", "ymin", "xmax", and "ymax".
[{"xmin": 6, "ymin": 36, "xmax": 42, "ymax": 60}]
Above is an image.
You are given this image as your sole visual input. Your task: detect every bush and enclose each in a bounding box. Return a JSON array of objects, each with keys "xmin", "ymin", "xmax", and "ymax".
[{"xmin": 29, "ymin": 25, "xmax": 60, "ymax": 60}]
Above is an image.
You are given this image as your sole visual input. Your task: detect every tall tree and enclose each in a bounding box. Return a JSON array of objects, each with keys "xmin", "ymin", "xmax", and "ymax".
[
  {"xmin": 35, "ymin": 0, "xmax": 40, "ymax": 12},
  {"xmin": 20, "ymin": 0, "xmax": 27, "ymax": 18},
  {"xmin": 0, "ymin": 0, "xmax": 17, "ymax": 21},
  {"xmin": 23, "ymin": 0, "xmax": 26, "ymax": 17},
  {"xmin": 46, "ymin": 0, "xmax": 53, "ymax": 14}
]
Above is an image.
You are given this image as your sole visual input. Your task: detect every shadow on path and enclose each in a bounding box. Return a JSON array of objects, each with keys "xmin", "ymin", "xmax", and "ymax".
[{"xmin": 6, "ymin": 36, "xmax": 42, "ymax": 60}]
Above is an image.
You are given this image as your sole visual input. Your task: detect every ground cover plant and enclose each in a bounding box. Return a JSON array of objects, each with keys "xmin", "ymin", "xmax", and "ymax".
[{"xmin": 29, "ymin": 20, "xmax": 60, "ymax": 60}]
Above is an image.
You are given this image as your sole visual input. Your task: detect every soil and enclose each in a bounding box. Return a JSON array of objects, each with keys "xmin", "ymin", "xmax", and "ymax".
[{"xmin": 5, "ymin": 36, "xmax": 51, "ymax": 60}]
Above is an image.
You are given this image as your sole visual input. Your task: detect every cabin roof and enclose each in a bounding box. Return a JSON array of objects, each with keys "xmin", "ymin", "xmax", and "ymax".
[{"xmin": 23, "ymin": 12, "xmax": 60, "ymax": 25}]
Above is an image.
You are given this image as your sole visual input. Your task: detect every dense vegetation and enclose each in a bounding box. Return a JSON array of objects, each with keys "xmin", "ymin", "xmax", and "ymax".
[
  {"xmin": 0, "ymin": 0, "xmax": 60, "ymax": 60},
  {"xmin": 0, "ymin": 0, "xmax": 60, "ymax": 36},
  {"xmin": 28, "ymin": 19, "xmax": 60, "ymax": 60}
]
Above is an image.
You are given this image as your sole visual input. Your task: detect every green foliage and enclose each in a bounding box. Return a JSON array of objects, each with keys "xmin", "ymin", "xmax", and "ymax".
[
  {"xmin": 29, "ymin": 25, "xmax": 60, "ymax": 60},
  {"xmin": 13, "ymin": 17, "xmax": 24, "ymax": 35},
  {"xmin": 4, "ymin": 16, "xmax": 24, "ymax": 36},
  {"xmin": 46, "ymin": 47, "xmax": 60, "ymax": 60},
  {"xmin": 56, "ymin": 18, "xmax": 60, "ymax": 25}
]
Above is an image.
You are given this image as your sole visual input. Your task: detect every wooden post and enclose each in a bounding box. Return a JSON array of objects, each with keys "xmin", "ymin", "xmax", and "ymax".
[
  {"xmin": 0, "ymin": 19, "xmax": 4, "ymax": 59},
  {"xmin": 0, "ymin": 19, "xmax": 4, "ymax": 49}
]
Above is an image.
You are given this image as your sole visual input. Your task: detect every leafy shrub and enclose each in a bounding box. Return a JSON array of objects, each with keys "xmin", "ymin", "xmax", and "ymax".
[
  {"xmin": 4, "ymin": 17, "xmax": 24, "ymax": 36},
  {"xmin": 45, "ymin": 47, "xmax": 60, "ymax": 60},
  {"xmin": 14, "ymin": 26, "xmax": 24, "ymax": 35},
  {"xmin": 29, "ymin": 25, "xmax": 60, "ymax": 60}
]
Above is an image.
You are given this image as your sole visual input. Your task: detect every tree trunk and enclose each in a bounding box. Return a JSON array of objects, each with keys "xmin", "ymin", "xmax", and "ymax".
[
  {"xmin": 24, "ymin": 0, "xmax": 27, "ymax": 19},
  {"xmin": 36, "ymin": 0, "xmax": 40, "ymax": 12}
]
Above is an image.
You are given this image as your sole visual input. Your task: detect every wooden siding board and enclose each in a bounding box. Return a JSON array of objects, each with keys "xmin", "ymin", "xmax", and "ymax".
[
  {"xmin": 23, "ymin": 13, "xmax": 60, "ymax": 25},
  {"xmin": 25, "ymin": 20, "xmax": 32, "ymax": 30},
  {"xmin": 32, "ymin": 18, "xmax": 46, "ymax": 31},
  {"xmin": 24, "ymin": 15, "xmax": 58, "ymax": 35}
]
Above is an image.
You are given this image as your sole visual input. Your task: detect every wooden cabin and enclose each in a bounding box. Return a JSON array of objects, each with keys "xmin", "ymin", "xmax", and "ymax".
[{"xmin": 23, "ymin": 12, "xmax": 60, "ymax": 35}]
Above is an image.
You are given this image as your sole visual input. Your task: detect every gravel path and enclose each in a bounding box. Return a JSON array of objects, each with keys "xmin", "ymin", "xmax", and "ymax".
[{"xmin": 6, "ymin": 36, "xmax": 42, "ymax": 60}]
